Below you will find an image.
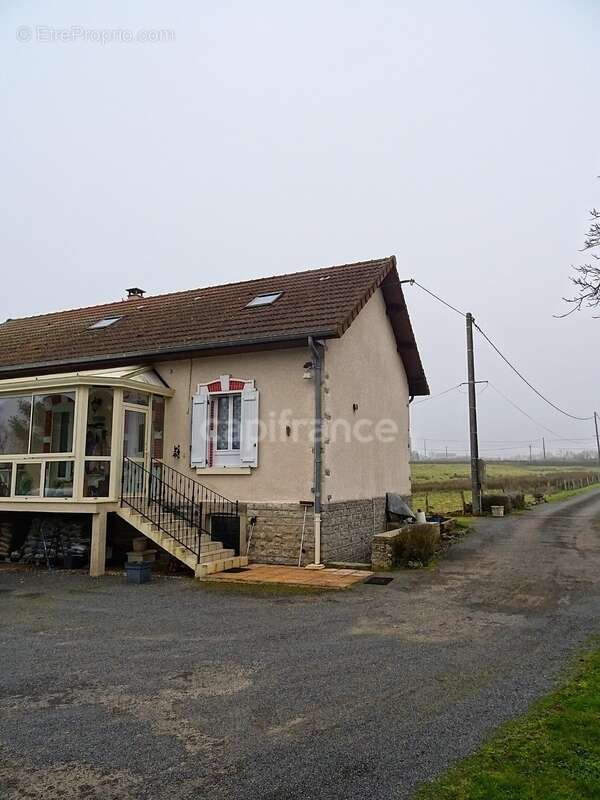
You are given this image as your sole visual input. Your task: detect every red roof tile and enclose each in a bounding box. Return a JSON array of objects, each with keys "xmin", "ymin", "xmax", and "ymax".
[{"xmin": 0, "ymin": 257, "xmax": 428, "ymax": 395}]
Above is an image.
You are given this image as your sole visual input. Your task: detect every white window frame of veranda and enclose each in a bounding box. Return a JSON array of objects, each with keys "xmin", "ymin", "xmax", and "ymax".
[{"xmin": 0, "ymin": 367, "xmax": 172, "ymax": 504}]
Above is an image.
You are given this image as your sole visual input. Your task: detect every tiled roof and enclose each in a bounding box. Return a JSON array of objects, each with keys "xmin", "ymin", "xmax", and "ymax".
[{"xmin": 0, "ymin": 257, "xmax": 429, "ymax": 394}]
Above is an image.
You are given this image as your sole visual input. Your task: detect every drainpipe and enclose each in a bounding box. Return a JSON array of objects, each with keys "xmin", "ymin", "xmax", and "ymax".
[{"xmin": 307, "ymin": 336, "xmax": 324, "ymax": 568}]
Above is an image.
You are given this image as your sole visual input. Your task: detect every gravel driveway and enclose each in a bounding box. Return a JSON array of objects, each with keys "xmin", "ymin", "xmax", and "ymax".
[{"xmin": 2, "ymin": 490, "xmax": 600, "ymax": 799}]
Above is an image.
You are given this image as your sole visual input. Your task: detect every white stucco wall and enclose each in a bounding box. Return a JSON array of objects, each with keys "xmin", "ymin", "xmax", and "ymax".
[
  {"xmin": 323, "ymin": 289, "xmax": 411, "ymax": 501},
  {"xmin": 158, "ymin": 349, "xmax": 315, "ymax": 503},
  {"xmin": 158, "ymin": 288, "xmax": 411, "ymax": 506}
]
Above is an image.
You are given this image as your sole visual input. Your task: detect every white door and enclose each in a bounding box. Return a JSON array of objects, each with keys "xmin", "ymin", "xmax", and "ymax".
[{"xmin": 122, "ymin": 408, "xmax": 150, "ymax": 496}]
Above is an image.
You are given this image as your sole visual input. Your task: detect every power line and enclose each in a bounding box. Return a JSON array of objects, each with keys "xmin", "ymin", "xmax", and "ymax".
[
  {"xmin": 411, "ymin": 383, "xmax": 463, "ymax": 405},
  {"xmin": 413, "ymin": 380, "xmax": 488, "ymax": 407},
  {"xmin": 409, "ymin": 280, "xmax": 466, "ymax": 318},
  {"xmin": 487, "ymin": 383, "xmax": 563, "ymax": 436},
  {"xmin": 405, "ymin": 280, "xmax": 594, "ymax": 423},
  {"xmin": 414, "ymin": 434, "xmax": 598, "ymax": 445},
  {"xmin": 414, "ymin": 382, "xmax": 597, "ymax": 444},
  {"xmin": 473, "ymin": 322, "xmax": 593, "ymax": 422},
  {"xmin": 416, "ymin": 437, "xmax": 538, "ymax": 444},
  {"xmin": 413, "ymin": 375, "xmax": 593, "ymax": 444}
]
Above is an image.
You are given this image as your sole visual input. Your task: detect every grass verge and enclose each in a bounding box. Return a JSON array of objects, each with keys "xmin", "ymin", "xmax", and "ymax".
[
  {"xmin": 452, "ymin": 516, "xmax": 476, "ymax": 531},
  {"xmin": 412, "ymin": 483, "xmax": 600, "ymax": 517},
  {"xmin": 416, "ymin": 646, "xmax": 600, "ymax": 800},
  {"xmin": 547, "ymin": 483, "xmax": 600, "ymax": 504}
]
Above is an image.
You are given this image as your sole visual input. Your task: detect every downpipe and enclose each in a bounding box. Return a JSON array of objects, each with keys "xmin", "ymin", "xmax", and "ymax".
[
  {"xmin": 306, "ymin": 336, "xmax": 325, "ymax": 569},
  {"xmin": 313, "ymin": 512, "xmax": 321, "ymax": 566}
]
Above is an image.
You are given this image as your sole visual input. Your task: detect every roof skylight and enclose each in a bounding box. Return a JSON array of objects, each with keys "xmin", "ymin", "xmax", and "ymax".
[
  {"xmin": 245, "ymin": 292, "xmax": 282, "ymax": 308},
  {"xmin": 88, "ymin": 317, "xmax": 122, "ymax": 330}
]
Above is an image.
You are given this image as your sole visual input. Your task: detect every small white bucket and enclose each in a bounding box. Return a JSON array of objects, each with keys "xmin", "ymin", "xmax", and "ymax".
[
  {"xmin": 415, "ymin": 510, "xmax": 427, "ymax": 524},
  {"xmin": 491, "ymin": 505, "xmax": 504, "ymax": 517}
]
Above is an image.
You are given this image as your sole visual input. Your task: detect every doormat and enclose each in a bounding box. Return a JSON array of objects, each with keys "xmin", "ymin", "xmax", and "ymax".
[
  {"xmin": 364, "ymin": 575, "xmax": 393, "ymax": 585},
  {"xmin": 223, "ymin": 567, "xmax": 250, "ymax": 573}
]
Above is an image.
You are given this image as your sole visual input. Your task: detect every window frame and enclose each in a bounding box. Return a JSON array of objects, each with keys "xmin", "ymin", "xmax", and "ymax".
[
  {"xmin": 44, "ymin": 459, "xmax": 76, "ymax": 498},
  {"xmin": 192, "ymin": 376, "xmax": 258, "ymax": 471},
  {"xmin": 82, "ymin": 386, "xmax": 116, "ymax": 499},
  {"xmin": 14, "ymin": 461, "xmax": 43, "ymax": 497},
  {"xmin": 245, "ymin": 292, "xmax": 282, "ymax": 308},
  {"xmin": 88, "ymin": 316, "xmax": 122, "ymax": 330},
  {"xmin": 0, "ymin": 379, "xmax": 171, "ymax": 503},
  {"xmin": 29, "ymin": 391, "xmax": 76, "ymax": 456},
  {"xmin": 215, "ymin": 393, "xmax": 242, "ymax": 454},
  {"xmin": 0, "ymin": 390, "xmax": 76, "ymax": 459}
]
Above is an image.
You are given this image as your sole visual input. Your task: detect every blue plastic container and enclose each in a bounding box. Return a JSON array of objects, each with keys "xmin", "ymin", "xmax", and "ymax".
[{"xmin": 125, "ymin": 562, "xmax": 152, "ymax": 584}]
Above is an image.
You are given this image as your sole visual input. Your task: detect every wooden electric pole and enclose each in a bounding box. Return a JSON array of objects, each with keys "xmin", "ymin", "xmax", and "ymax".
[
  {"xmin": 594, "ymin": 412, "xmax": 600, "ymax": 466},
  {"xmin": 542, "ymin": 437, "xmax": 546, "ymax": 461},
  {"xmin": 466, "ymin": 313, "xmax": 482, "ymax": 514}
]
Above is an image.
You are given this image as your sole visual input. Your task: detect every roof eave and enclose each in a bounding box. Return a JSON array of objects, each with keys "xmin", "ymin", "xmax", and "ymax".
[
  {"xmin": 0, "ymin": 329, "xmax": 339, "ymax": 380},
  {"xmin": 379, "ymin": 262, "xmax": 430, "ymax": 397}
]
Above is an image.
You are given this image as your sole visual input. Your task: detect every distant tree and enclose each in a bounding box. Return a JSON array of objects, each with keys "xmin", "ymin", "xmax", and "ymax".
[{"xmin": 562, "ymin": 200, "xmax": 600, "ymax": 315}]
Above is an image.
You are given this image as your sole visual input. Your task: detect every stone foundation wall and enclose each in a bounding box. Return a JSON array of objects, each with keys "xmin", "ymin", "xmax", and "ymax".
[
  {"xmin": 245, "ymin": 503, "xmax": 315, "ymax": 565},
  {"xmin": 372, "ymin": 523, "xmax": 441, "ymax": 569},
  {"xmin": 371, "ymin": 527, "xmax": 407, "ymax": 569},
  {"xmin": 245, "ymin": 495, "xmax": 412, "ymax": 566},
  {"xmin": 320, "ymin": 497, "xmax": 387, "ymax": 563}
]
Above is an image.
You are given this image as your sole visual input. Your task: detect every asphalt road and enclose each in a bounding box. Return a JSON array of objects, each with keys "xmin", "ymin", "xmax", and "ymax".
[{"xmin": 3, "ymin": 490, "xmax": 600, "ymax": 799}]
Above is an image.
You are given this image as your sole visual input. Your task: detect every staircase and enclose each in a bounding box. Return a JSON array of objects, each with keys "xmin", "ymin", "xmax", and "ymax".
[{"xmin": 117, "ymin": 458, "xmax": 247, "ymax": 578}]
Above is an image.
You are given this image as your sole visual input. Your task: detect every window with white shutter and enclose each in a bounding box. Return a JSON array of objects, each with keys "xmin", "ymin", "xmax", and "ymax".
[
  {"xmin": 191, "ymin": 376, "xmax": 258, "ymax": 470},
  {"xmin": 240, "ymin": 385, "xmax": 259, "ymax": 467},
  {"xmin": 190, "ymin": 389, "xmax": 209, "ymax": 467}
]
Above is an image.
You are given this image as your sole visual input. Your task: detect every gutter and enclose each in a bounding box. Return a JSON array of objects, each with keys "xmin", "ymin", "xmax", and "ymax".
[
  {"xmin": 0, "ymin": 329, "xmax": 338, "ymax": 380},
  {"xmin": 306, "ymin": 335, "xmax": 325, "ymax": 569}
]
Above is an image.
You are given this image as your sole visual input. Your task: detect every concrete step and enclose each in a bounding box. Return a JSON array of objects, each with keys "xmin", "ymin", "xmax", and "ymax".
[
  {"xmin": 116, "ymin": 507, "xmax": 236, "ymax": 574},
  {"xmin": 195, "ymin": 555, "xmax": 248, "ymax": 578},
  {"xmin": 155, "ymin": 534, "xmax": 223, "ymax": 554},
  {"xmin": 153, "ymin": 527, "xmax": 212, "ymax": 543},
  {"xmin": 198, "ymin": 548, "xmax": 235, "ymax": 564}
]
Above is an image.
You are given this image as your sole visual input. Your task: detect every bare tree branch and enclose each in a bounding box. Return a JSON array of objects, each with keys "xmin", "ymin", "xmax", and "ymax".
[{"xmin": 563, "ymin": 189, "xmax": 600, "ymax": 314}]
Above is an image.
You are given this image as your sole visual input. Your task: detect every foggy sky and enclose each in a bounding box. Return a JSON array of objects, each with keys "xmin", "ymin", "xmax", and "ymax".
[{"xmin": 2, "ymin": 1, "xmax": 599, "ymax": 458}]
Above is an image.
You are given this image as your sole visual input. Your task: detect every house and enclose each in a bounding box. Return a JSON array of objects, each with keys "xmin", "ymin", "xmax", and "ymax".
[{"xmin": 0, "ymin": 256, "xmax": 428, "ymax": 577}]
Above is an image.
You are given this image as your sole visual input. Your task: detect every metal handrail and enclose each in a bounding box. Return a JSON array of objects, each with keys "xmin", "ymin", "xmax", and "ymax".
[
  {"xmin": 120, "ymin": 457, "xmax": 240, "ymax": 565},
  {"xmin": 151, "ymin": 459, "xmax": 239, "ymax": 520},
  {"xmin": 152, "ymin": 459, "xmax": 239, "ymax": 509},
  {"xmin": 120, "ymin": 457, "xmax": 204, "ymax": 562}
]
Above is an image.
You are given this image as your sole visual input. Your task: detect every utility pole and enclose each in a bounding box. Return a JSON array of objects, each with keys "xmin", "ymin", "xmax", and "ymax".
[
  {"xmin": 594, "ymin": 412, "xmax": 600, "ymax": 466},
  {"xmin": 529, "ymin": 444, "xmax": 533, "ymax": 463},
  {"xmin": 466, "ymin": 313, "xmax": 481, "ymax": 514},
  {"xmin": 542, "ymin": 437, "xmax": 546, "ymax": 461},
  {"xmin": 424, "ymin": 439, "xmax": 427, "ymax": 459}
]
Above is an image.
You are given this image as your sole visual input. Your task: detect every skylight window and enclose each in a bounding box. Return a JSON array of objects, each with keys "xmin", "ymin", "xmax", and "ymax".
[
  {"xmin": 88, "ymin": 317, "xmax": 122, "ymax": 330},
  {"xmin": 245, "ymin": 292, "xmax": 282, "ymax": 308}
]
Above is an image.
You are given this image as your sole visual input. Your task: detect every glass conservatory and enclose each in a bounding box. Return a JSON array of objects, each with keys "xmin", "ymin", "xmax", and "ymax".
[{"xmin": 0, "ymin": 366, "xmax": 173, "ymax": 506}]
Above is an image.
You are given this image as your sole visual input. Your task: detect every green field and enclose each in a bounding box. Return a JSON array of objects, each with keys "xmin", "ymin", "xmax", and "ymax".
[
  {"xmin": 411, "ymin": 462, "xmax": 600, "ymax": 515},
  {"xmin": 412, "ymin": 462, "xmax": 596, "ymax": 482},
  {"xmin": 417, "ymin": 647, "xmax": 600, "ymax": 799}
]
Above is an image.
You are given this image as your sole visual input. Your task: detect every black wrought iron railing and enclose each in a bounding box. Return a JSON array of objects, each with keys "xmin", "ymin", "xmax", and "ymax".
[{"xmin": 120, "ymin": 457, "xmax": 239, "ymax": 563}]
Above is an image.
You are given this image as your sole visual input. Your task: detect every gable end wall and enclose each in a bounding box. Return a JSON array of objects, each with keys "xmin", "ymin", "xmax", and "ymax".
[{"xmin": 323, "ymin": 288, "xmax": 411, "ymax": 503}]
